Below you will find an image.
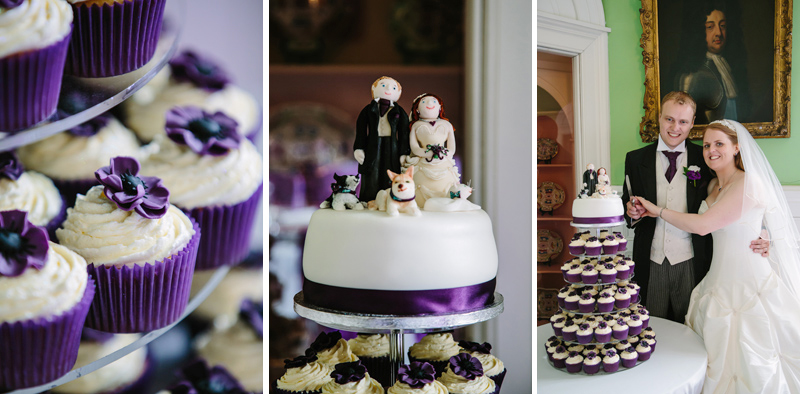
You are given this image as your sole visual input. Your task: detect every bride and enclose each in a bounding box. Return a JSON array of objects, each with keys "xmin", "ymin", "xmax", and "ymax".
[{"xmin": 634, "ymin": 119, "xmax": 800, "ymax": 393}]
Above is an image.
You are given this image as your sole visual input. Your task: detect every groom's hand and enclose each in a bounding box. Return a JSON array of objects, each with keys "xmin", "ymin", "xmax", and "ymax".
[{"xmin": 750, "ymin": 237, "xmax": 770, "ymax": 257}]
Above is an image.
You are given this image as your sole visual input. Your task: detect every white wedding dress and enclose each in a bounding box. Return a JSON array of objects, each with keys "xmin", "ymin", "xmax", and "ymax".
[
  {"xmin": 687, "ymin": 198, "xmax": 800, "ymax": 393},
  {"xmin": 405, "ymin": 120, "xmax": 460, "ymax": 208}
]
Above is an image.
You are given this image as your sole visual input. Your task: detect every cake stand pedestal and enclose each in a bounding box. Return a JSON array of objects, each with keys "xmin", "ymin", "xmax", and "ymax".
[{"xmin": 294, "ymin": 291, "xmax": 504, "ymax": 385}]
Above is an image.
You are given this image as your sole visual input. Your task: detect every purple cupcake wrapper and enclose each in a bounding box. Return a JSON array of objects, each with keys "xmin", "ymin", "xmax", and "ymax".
[
  {"xmin": 552, "ymin": 358, "xmax": 566, "ymax": 369},
  {"xmin": 568, "ymin": 246, "xmax": 585, "ymax": 255},
  {"xmin": 584, "ymin": 246, "xmax": 601, "ymax": 256},
  {"xmin": 615, "ymin": 299, "xmax": 631, "ymax": 309},
  {"xmin": 564, "ymin": 272, "xmax": 581, "ymax": 282},
  {"xmin": 597, "ymin": 302, "xmax": 614, "ymax": 313},
  {"xmin": 600, "ymin": 273, "xmax": 617, "ymax": 283},
  {"xmin": 564, "ymin": 300, "xmax": 578, "ymax": 311},
  {"xmin": 576, "ymin": 333, "xmax": 593, "ymax": 344},
  {"xmin": 629, "ymin": 325, "xmax": 643, "ymax": 336},
  {"xmin": 557, "ymin": 297, "xmax": 566, "ymax": 308},
  {"xmin": 0, "ymin": 32, "xmax": 71, "ymax": 132},
  {"xmin": 0, "ymin": 278, "xmax": 95, "ymax": 390},
  {"xmin": 602, "ymin": 245, "xmax": 619, "ymax": 255},
  {"xmin": 184, "ymin": 183, "xmax": 262, "ymax": 270},
  {"xmin": 85, "ymin": 219, "xmax": 200, "ymax": 333},
  {"xmin": 612, "ymin": 329, "xmax": 629, "ymax": 340},
  {"xmin": 578, "ymin": 303, "xmax": 595, "ymax": 313},
  {"xmin": 490, "ymin": 368, "xmax": 506, "ymax": 392},
  {"xmin": 66, "ymin": 0, "xmax": 166, "ymax": 77},
  {"xmin": 552, "ymin": 326, "xmax": 563, "ymax": 337},
  {"xmin": 603, "ymin": 361, "xmax": 620, "ymax": 373},
  {"xmin": 41, "ymin": 193, "xmax": 69, "ymax": 242},
  {"xmin": 638, "ymin": 351, "xmax": 652, "ymax": 361},
  {"xmin": 622, "ymin": 358, "xmax": 638, "ymax": 368},
  {"xmin": 407, "ymin": 355, "xmax": 450, "ymax": 378},
  {"xmin": 618, "ymin": 242, "xmax": 627, "ymax": 251},
  {"xmin": 580, "ymin": 273, "xmax": 598, "ymax": 284},
  {"xmin": 583, "ymin": 363, "xmax": 601, "ymax": 375},
  {"xmin": 566, "ymin": 363, "xmax": 582, "ymax": 373},
  {"xmin": 358, "ymin": 355, "xmax": 392, "ymax": 387},
  {"xmin": 52, "ymin": 177, "xmax": 100, "ymax": 208},
  {"xmin": 594, "ymin": 332, "xmax": 612, "ymax": 342},
  {"xmin": 616, "ymin": 271, "xmax": 631, "ymax": 280},
  {"xmin": 561, "ymin": 331, "xmax": 577, "ymax": 342}
]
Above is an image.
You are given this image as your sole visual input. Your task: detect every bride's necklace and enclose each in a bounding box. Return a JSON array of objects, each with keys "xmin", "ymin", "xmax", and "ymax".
[{"xmin": 718, "ymin": 173, "xmax": 736, "ymax": 192}]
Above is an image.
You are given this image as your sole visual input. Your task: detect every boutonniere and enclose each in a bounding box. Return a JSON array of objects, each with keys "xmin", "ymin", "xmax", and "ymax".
[{"xmin": 684, "ymin": 165, "xmax": 701, "ymax": 187}]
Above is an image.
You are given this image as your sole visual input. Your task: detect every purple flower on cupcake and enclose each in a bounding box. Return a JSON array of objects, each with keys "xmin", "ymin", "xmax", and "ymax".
[
  {"xmin": 398, "ymin": 362, "xmax": 436, "ymax": 388},
  {"xmin": 63, "ymin": 111, "xmax": 111, "ymax": 137},
  {"xmin": 284, "ymin": 350, "xmax": 319, "ymax": 369},
  {"xmin": 0, "ymin": 150, "xmax": 23, "ymax": 181},
  {"xmin": 238, "ymin": 299, "xmax": 263, "ymax": 339},
  {"xmin": 170, "ymin": 359, "xmax": 246, "ymax": 394},
  {"xmin": 0, "ymin": 0, "xmax": 23, "ymax": 9},
  {"xmin": 0, "ymin": 210, "xmax": 49, "ymax": 277},
  {"xmin": 169, "ymin": 50, "xmax": 230, "ymax": 91},
  {"xmin": 330, "ymin": 360, "xmax": 368, "ymax": 385},
  {"xmin": 95, "ymin": 157, "xmax": 170, "ymax": 219},
  {"xmin": 310, "ymin": 331, "xmax": 343, "ymax": 353},
  {"xmin": 459, "ymin": 341, "xmax": 492, "ymax": 354},
  {"xmin": 449, "ymin": 353, "xmax": 484, "ymax": 380},
  {"xmin": 165, "ymin": 106, "xmax": 241, "ymax": 156}
]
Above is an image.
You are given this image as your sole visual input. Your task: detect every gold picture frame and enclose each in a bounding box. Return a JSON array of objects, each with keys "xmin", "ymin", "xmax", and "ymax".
[{"xmin": 639, "ymin": 0, "xmax": 792, "ymax": 141}]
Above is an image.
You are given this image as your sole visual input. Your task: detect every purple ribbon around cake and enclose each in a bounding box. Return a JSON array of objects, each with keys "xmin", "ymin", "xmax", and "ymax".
[
  {"xmin": 303, "ymin": 278, "xmax": 496, "ymax": 315},
  {"xmin": 572, "ymin": 216, "xmax": 625, "ymax": 224}
]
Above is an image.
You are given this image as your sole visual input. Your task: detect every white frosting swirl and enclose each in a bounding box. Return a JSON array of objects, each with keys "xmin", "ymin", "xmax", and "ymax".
[
  {"xmin": 195, "ymin": 319, "xmax": 262, "ymax": 392},
  {"xmin": 387, "ymin": 380, "xmax": 449, "ymax": 394},
  {"xmin": 321, "ymin": 375, "xmax": 384, "ymax": 394},
  {"xmin": 276, "ymin": 362, "xmax": 332, "ymax": 392},
  {"xmin": 0, "ymin": 0, "xmax": 71, "ymax": 57},
  {"xmin": 0, "ymin": 242, "xmax": 87, "ymax": 323},
  {"xmin": 317, "ymin": 338, "xmax": 360, "ymax": 369},
  {"xmin": 56, "ymin": 186, "xmax": 194, "ymax": 267},
  {"xmin": 17, "ymin": 117, "xmax": 142, "ymax": 180},
  {"xmin": 460, "ymin": 351, "xmax": 505, "ymax": 377},
  {"xmin": 408, "ymin": 333, "xmax": 461, "ymax": 361},
  {"xmin": 348, "ymin": 334, "xmax": 389, "ymax": 358},
  {"xmin": 141, "ymin": 136, "xmax": 262, "ymax": 209},
  {"xmin": 0, "ymin": 171, "xmax": 62, "ymax": 226},
  {"xmin": 437, "ymin": 369, "xmax": 495, "ymax": 394},
  {"xmin": 52, "ymin": 334, "xmax": 146, "ymax": 394}
]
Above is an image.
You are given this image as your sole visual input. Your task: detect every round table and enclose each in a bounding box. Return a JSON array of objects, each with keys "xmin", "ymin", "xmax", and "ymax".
[{"xmin": 537, "ymin": 317, "xmax": 708, "ymax": 394}]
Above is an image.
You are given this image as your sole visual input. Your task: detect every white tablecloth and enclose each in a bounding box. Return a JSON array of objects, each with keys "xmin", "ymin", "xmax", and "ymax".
[{"xmin": 537, "ymin": 317, "xmax": 708, "ymax": 394}]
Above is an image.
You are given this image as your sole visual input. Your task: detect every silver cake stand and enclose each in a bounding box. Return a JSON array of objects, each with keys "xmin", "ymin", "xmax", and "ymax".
[{"xmin": 294, "ymin": 291, "xmax": 504, "ymax": 384}]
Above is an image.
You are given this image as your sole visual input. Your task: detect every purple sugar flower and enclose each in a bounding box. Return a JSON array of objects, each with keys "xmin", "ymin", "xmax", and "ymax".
[
  {"xmin": 398, "ymin": 362, "xmax": 436, "ymax": 388},
  {"xmin": 459, "ymin": 341, "xmax": 492, "ymax": 354},
  {"xmin": 555, "ymin": 346, "xmax": 567, "ymax": 353},
  {"xmin": 170, "ymin": 359, "xmax": 246, "ymax": 394},
  {"xmin": 0, "ymin": 151, "xmax": 23, "ymax": 181},
  {"xmin": 169, "ymin": 50, "xmax": 230, "ymax": 91},
  {"xmin": 330, "ymin": 361, "xmax": 367, "ymax": 385},
  {"xmin": 310, "ymin": 331, "xmax": 343, "ymax": 353},
  {"xmin": 0, "ymin": 0, "xmax": 23, "ymax": 9},
  {"xmin": 568, "ymin": 351, "xmax": 579, "ymax": 358},
  {"xmin": 449, "ymin": 353, "xmax": 484, "ymax": 380},
  {"xmin": 597, "ymin": 321, "xmax": 608, "ymax": 329},
  {"xmin": 585, "ymin": 351, "xmax": 598, "ymax": 360},
  {"xmin": 284, "ymin": 350, "xmax": 319, "ymax": 369},
  {"xmin": 238, "ymin": 299, "xmax": 263, "ymax": 339},
  {"xmin": 95, "ymin": 157, "xmax": 170, "ymax": 219},
  {"xmin": 0, "ymin": 210, "xmax": 49, "ymax": 277},
  {"xmin": 579, "ymin": 323, "xmax": 590, "ymax": 331},
  {"xmin": 605, "ymin": 349, "xmax": 617, "ymax": 358},
  {"xmin": 580, "ymin": 293, "xmax": 592, "ymax": 301},
  {"xmin": 165, "ymin": 106, "xmax": 241, "ymax": 156}
]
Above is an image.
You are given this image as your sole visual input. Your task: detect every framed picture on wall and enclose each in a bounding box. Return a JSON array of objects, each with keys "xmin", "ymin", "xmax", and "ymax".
[{"xmin": 638, "ymin": 0, "xmax": 791, "ymax": 141}]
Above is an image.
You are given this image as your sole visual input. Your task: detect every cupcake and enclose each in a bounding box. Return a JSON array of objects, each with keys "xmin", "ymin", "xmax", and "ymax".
[
  {"xmin": 602, "ymin": 349, "xmax": 620, "ymax": 372},
  {"xmin": 641, "ymin": 334, "xmax": 657, "ymax": 352},
  {"xmin": 564, "ymin": 351, "xmax": 583, "ymax": 374},
  {"xmin": 601, "ymin": 236, "xmax": 619, "ymax": 255},
  {"xmin": 436, "ymin": 354, "xmax": 496, "ymax": 394},
  {"xmin": 614, "ymin": 340, "xmax": 630, "ymax": 352},
  {"xmin": 584, "ymin": 236, "xmax": 602, "ymax": 256},
  {"xmin": 636, "ymin": 342, "xmax": 652, "ymax": 361},
  {"xmin": 458, "ymin": 341, "xmax": 506, "ymax": 391},
  {"xmin": 125, "ymin": 51, "xmax": 262, "ymax": 142},
  {"xmin": 408, "ymin": 332, "xmax": 461, "ymax": 377},
  {"xmin": 580, "ymin": 263, "xmax": 598, "ymax": 284},
  {"xmin": 596, "ymin": 291, "xmax": 615, "ymax": 313},
  {"xmin": 195, "ymin": 300, "xmax": 263, "ymax": 392},
  {"xmin": 581, "ymin": 344, "xmax": 599, "ymax": 356},
  {"xmin": 640, "ymin": 313, "xmax": 651, "ymax": 329},
  {"xmin": 388, "ymin": 362, "xmax": 448, "ymax": 394},
  {"xmin": 65, "ymin": 0, "xmax": 167, "ymax": 77},
  {"xmin": 163, "ymin": 359, "xmax": 248, "ymax": 394},
  {"xmin": 599, "ymin": 263, "xmax": 618, "ymax": 284},
  {"xmin": 561, "ymin": 320, "xmax": 578, "ymax": 342},
  {"xmin": 564, "ymin": 291, "xmax": 580, "ymax": 311},
  {"xmin": 140, "ymin": 107, "xmax": 263, "ymax": 269},
  {"xmin": 0, "ymin": 0, "xmax": 72, "ymax": 131},
  {"xmin": 579, "ymin": 231, "xmax": 592, "ymax": 241},
  {"xmin": 578, "ymin": 293, "xmax": 596, "ymax": 314},
  {"xmin": 17, "ymin": 113, "xmax": 143, "ymax": 207},
  {"xmin": 275, "ymin": 352, "xmax": 332, "ymax": 394},
  {"xmin": 621, "ymin": 347, "xmax": 639, "ymax": 368},
  {"xmin": 567, "ymin": 236, "xmax": 585, "ymax": 255},
  {"xmin": 598, "ymin": 230, "xmax": 610, "ymax": 240},
  {"xmin": 551, "ymin": 346, "xmax": 568, "ymax": 369},
  {"xmin": 545, "ymin": 338, "xmax": 561, "ymax": 362},
  {"xmin": 564, "ymin": 263, "xmax": 582, "ymax": 283},
  {"xmin": 582, "ymin": 351, "xmax": 601, "ymax": 375},
  {"xmin": 51, "ymin": 329, "xmax": 149, "ymax": 394},
  {"xmin": 615, "ymin": 287, "xmax": 632, "ymax": 309},
  {"xmin": 614, "ymin": 232, "xmax": 628, "ymax": 251},
  {"xmin": 615, "ymin": 261, "xmax": 631, "ymax": 280},
  {"xmin": 566, "ymin": 344, "xmax": 584, "ymax": 354},
  {"xmin": 576, "ymin": 323, "xmax": 593, "ymax": 344},
  {"xmin": 320, "ymin": 361, "xmax": 383, "ymax": 394},
  {"xmin": 0, "ymin": 211, "xmax": 94, "ymax": 390},
  {"xmin": 612, "ymin": 319, "xmax": 629, "ymax": 340},
  {"xmin": 556, "ymin": 285, "xmax": 570, "ymax": 308},
  {"xmin": 627, "ymin": 282, "xmax": 641, "ymax": 301},
  {"xmin": 551, "ymin": 317, "xmax": 566, "ymax": 337},
  {"xmin": 56, "ymin": 157, "xmax": 199, "ymax": 332},
  {"xmin": 593, "ymin": 321, "xmax": 612, "ymax": 343},
  {"xmin": 627, "ymin": 314, "xmax": 644, "ymax": 336},
  {"xmin": 309, "ymin": 331, "xmax": 360, "ymax": 371},
  {"xmin": 0, "ymin": 151, "xmax": 66, "ymax": 240},
  {"xmin": 348, "ymin": 334, "xmax": 391, "ymax": 388}
]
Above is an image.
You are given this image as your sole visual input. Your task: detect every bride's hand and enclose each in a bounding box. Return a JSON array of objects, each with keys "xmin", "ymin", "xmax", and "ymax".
[{"xmin": 632, "ymin": 196, "xmax": 660, "ymax": 218}]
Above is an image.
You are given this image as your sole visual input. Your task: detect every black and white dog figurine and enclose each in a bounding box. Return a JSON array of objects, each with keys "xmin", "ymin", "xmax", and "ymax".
[{"xmin": 320, "ymin": 173, "xmax": 364, "ymax": 211}]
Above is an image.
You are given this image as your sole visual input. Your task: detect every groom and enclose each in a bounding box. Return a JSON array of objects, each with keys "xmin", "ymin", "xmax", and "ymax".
[{"xmin": 622, "ymin": 91, "xmax": 769, "ymax": 323}]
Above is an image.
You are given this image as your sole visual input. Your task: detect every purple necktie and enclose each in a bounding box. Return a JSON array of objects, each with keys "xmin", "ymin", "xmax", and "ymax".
[
  {"xmin": 663, "ymin": 151, "xmax": 681, "ymax": 182},
  {"xmin": 378, "ymin": 98, "xmax": 391, "ymax": 117}
]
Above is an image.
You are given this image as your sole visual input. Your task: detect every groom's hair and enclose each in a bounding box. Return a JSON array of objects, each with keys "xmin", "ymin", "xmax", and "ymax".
[
  {"xmin": 704, "ymin": 123, "xmax": 745, "ymax": 172},
  {"xmin": 662, "ymin": 91, "xmax": 697, "ymax": 115}
]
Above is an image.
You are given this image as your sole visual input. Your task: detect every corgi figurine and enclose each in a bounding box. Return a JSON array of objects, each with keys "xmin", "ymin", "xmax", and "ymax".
[{"xmin": 368, "ymin": 167, "xmax": 422, "ymax": 217}]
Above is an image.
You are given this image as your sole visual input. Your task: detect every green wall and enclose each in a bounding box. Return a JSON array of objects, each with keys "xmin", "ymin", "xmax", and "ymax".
[{"xmin": 603, "ymin": 0, "xmax": 800, "ymax": 185}]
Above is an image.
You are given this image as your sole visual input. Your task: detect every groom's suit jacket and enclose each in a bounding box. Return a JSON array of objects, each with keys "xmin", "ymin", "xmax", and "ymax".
[{"xmin": 621, "ymin": 141, "xmax": 714, "ymax": 305}]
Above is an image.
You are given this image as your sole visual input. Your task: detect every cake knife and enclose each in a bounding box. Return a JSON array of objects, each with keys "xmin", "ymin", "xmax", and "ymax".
[{"xmin": 625, "ymin": 175, "xmax": 642, "ymax": 226}]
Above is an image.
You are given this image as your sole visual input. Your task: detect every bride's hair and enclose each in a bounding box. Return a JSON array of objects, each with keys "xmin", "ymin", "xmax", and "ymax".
[
  {"xmin": 704, "ymin": 123, "xmax": 744, "ymax": 171},
  {"xmin": 410, "ymin": 93, "xmax": 450, "ymax": 125}
]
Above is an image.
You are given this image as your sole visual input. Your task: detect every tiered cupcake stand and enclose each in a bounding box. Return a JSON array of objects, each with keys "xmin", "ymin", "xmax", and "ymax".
[
  {"xmin": 0, "ymin": 2, "xmax": 236, "ymax": 392},
  {"xmin": 544, "ymin": 220, "xmax": 653, "ymax": 374},
  {"xmin": 294, "ymin": 291, "xmax": 504, "ymax": 384}
]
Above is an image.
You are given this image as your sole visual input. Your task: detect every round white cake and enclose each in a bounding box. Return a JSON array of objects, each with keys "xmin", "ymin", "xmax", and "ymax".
[{"xmin": 572, "ymin": 196, "xmax": 624, "ymax": 225}]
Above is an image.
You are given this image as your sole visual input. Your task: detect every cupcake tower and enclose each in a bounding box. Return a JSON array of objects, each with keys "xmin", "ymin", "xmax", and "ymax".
[{"xmin": 546, "ymin": 225, "xmax": 656, "ymax": 374}]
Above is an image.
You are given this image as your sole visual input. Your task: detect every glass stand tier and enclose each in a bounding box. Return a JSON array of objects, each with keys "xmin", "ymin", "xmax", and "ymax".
[{"xmin": 294, "ymin": 291, "xmax": 504, "ymax": 385}]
